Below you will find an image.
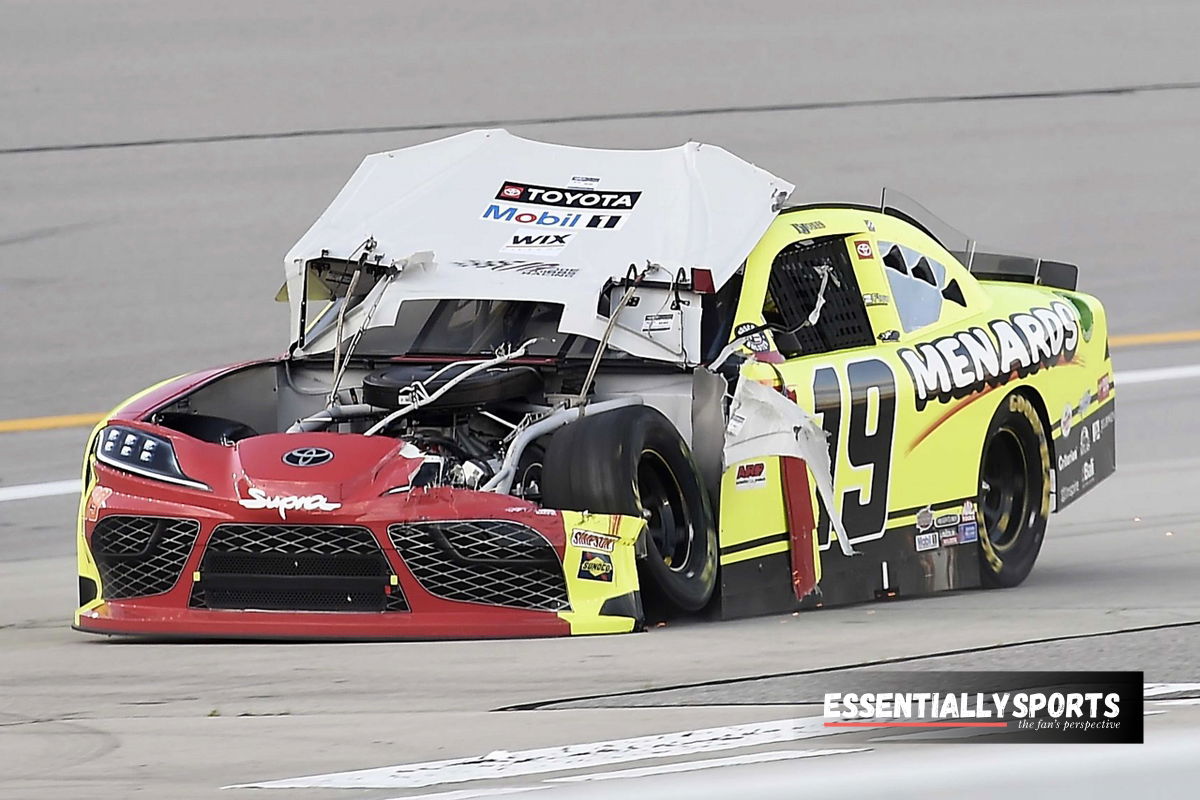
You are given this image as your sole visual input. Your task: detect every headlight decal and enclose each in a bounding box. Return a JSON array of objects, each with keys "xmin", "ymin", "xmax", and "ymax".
[{"xmin": 95, "ymin": 426, "xmax": 210, "ymax": 491}]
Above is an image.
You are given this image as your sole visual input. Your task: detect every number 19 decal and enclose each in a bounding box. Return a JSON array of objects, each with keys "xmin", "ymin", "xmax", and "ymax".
[{"xmin": 812, "ymin": 358, "xmax": 897, "ymax": 549}]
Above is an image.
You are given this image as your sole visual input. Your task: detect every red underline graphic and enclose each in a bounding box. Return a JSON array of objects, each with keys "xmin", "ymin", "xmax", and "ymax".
[{"xmin": 824, "ymin": 721, "xmax": 1010, "ymax": 728}]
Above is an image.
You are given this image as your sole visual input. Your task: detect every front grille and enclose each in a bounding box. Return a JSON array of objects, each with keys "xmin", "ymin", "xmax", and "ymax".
[
  {"xmin": 92, "ymin": 516, "xmax": 199, "ymax": 599},
  {"xmin": 389, "ymin": 520, "xmax": 568, "ymax": 611},
  {"xmin": 192, "ymin": 524, "xmax": 405, "ymax": 612}
]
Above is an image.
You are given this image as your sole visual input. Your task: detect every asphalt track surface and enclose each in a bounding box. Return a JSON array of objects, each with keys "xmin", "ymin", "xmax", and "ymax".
[{"xmin": 3, "ymin": 2, "xmax": 1200, "ymax": 798}]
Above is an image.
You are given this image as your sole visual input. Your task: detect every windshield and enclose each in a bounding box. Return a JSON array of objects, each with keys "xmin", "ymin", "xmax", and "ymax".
[{"xmin": 302, "ymin": 298, "xmax": 628, "ymax": 359}]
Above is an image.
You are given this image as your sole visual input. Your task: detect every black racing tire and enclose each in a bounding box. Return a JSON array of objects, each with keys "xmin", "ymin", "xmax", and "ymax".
[
  {"xmin": 541, "ymin": 405, "xmax": 718, "ymax": 612},
  {"xmin": 977, "ymin": 391, "xmax": 1051, "ymax": 588}
]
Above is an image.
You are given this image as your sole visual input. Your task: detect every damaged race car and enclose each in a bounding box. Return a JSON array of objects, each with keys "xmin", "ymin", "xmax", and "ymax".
[{"xmin": 74, "ymin": 129, "xmax": 1116, "ymax": 639}]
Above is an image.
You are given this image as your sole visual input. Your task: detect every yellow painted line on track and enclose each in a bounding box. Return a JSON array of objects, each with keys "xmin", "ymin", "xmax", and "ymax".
[
  {"xmin": 0, "ymin": 330, "xmax": 1198, "ymax": 434},
  {"xmin": 0, "ymin": 412, "xmax": 104, "ymax": 433},
  {"xmin": 1109, "ymin": 329, "xmax": 1200, "ymax": 348}
]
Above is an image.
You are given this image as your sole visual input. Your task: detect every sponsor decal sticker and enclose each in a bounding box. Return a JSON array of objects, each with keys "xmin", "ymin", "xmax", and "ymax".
[
  {"xmin": 493, "ymin": 181, "xmax": 641, "ymax": 210},
  {"xmin": 238, "ymin": 487, "xmax": 341, "ymax": 519},
  {"xmin": 502, "ymin": 230, "xmax": 573, "ymax": 254},
  {"xmin": 862, "ymin": 293, "xmax": 891, "ymax": 307},
  {"xmin": 958, "ymin": 521, "xmax": 979, "ymax": 543},
  {"xmin": 915, "ymin": 505, "xmax": 934, "ymax": 532},
  {"xmin": 568, "ymin": 175, "xmax": 601, "ymax": 189},
  {"xmin": 571, "ymin": 529, "xmax": 618, "ymax": 553},
  {"xmin": 1080, "ymin": 389, "xmax": 1093, "ymax": 415},
  {"xmin": 961, "ymin": 499, "xmax": 977, "ymax": 522},
  {"xmin": 854, "ymin": 240, "xmax": 874, "ymax": 259},
  {"xmin": 935, "ymin": 512, "xmax": 960, "ymax": 528},
  {"xmin": 734, "ymin": 461, "xmax": 768, "ymax": 489},
  {"xmin": 940, "ymin": 528, "xmax": 960, "ymax": 546},
  {"xmin": 915, "ymin": 531, "xmax": 939, "ymax": 552},
  {"xmin": 726, "ymin": 412, "xmax": 746, "ymax": 436},
  {"xmin": 1079, "ymin": 425, "xmax": 1091, "ymax": 454},
  {"xmin": 452, "ymin": 259, "xmax": 579, "ymax": 278},
  {"xmin": 865, "ymin": 219, "xmax": 876, "ymax": 232},
  {"xmin": 734, "ymin": 322, "xmax": 771, "ymax": 353},
  {"xmin": 578, "ymin": 550, "xmax": 614, "ymax": 582},
  {"xmin": 641, "ymin": 313, "xmax": 676, "ymax": 333},
  {"xmin": 897, "ymin": 301, "xmax": 1081, "ymax": 411},
  {"xmin": 1098, "ymin": 373, "xmax": 1112, "ymax": 402},
  {"xmin": 1060, "ymin": 403, "xmax": 1074, "ymax": 438},
  {"xmin": 791, "ymin": 220, "xmax": 827, "ymax": 236},
  {"xmin": 85, "ymin": 485, "xmax": 113, "ymax": 523}
]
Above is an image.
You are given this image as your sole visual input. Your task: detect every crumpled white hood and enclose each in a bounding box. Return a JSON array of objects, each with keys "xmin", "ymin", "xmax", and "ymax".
[{"xmin": 285, "ymin": 129, "xmax": 792, "ymax": 362}]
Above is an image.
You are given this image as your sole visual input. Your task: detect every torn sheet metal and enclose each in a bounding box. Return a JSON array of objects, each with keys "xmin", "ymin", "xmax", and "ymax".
[{"xmin": 723, "ymin": 378, "xmax": 859, "ymax": 556}]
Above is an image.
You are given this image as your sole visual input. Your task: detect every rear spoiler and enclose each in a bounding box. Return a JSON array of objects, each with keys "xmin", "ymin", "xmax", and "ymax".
[{"xmin": 951, "ymin": 251, "xmax": 1078, "ymax": 291}]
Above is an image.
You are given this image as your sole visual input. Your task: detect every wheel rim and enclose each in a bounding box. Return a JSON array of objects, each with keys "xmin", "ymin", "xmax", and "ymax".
[
  {"xmin": 636, "ymin": 449, "xmax": 694, "ymax": 572},
  {"xmin": 981, "ymin": 427, "xmax": 1028, "ymax": 551}
]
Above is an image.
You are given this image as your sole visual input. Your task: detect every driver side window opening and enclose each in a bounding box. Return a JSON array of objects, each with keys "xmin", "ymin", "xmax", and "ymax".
[{"xmin": 763, "ymin": 237, "xmax": 875, "ymax": 358}]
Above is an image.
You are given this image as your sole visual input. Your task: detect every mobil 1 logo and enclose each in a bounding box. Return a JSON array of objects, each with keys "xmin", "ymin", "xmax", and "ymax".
[{"xmin": 482, "ymin": 204, "xmax": 627, "ymax": 230}]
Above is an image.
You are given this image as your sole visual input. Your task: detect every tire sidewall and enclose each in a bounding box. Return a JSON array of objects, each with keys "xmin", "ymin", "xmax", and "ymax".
[{"xmin": 978, "ymin": 392, "xmax": 1051, "ymax": 588}]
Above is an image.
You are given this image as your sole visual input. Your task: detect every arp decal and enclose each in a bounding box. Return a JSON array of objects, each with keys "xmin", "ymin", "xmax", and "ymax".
[
  {"xmin": 570, "ymin": 529, "xmax": 618, "ymax": 553},
  {"xmin": 813, "ymin": 358, "xmax": 897, "ymax": 550},
  {"xmin": 452, "ymin": 259, "xmax": 579, "ymax": 278},
  {"xmin": 494, "ymin": 181, "xmax": 641, "ymax": 210},
  {"xmin": 578, "ymin": 550, "xmax": 614, "ymax": 582},
  {"xmin": 734, "ymin": 461, "xmax": 767, "ymax": 489},
  {"xmin": 898, "ymin": 301, "xmax": 1081, "ymax": 411}
]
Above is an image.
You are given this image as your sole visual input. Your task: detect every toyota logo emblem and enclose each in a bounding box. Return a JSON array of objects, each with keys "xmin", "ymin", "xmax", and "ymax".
[{"xmin": 282, "ymin": 447, "xmax": 334, "ymax": 467}]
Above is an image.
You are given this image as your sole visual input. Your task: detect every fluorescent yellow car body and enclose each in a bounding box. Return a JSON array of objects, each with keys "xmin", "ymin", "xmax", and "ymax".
[{"xmin": 714, "ymin": 205, "xmax": 1113, "ymax": 612}]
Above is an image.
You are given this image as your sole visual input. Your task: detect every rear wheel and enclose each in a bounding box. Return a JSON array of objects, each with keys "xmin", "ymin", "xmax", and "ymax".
[
  {"xmin": 978, "ymin": 392, "xmax": 1051, "ymax": 588},
  {"xmin": 541, "ymin": 406, "xmax": 718, "ymax": 612}
]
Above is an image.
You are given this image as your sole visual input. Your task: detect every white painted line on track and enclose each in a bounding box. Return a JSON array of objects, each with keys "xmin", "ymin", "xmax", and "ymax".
[
  {"xmin": 0, "ymin": 478, "xmax": 79, "ymax": 503},
  {"xmin": 4, "ymin": 363, "xmax": 1199, "ymax": 506},
  {"xmin": 1143, "ymin": 683, "xmax": 1200, "ymax": 698},
  {"xmin": 544, "ymin": 749, "xmax": 870, "ymax": 783},
  {"xmin": 226, "ymin": 717, "xmax": 853, "ymax": 790},
  {"xmin": 380, "ymin": 788, "xmax": 549, "ymax": 800},
  {"xmin": 1116, "ymin": 364, "xmax": 1200, "ymax": 386}
]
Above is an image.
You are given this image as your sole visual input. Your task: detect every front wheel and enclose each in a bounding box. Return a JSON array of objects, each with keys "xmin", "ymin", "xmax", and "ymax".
[
  {"xmin": 541, "ymin": 406, "xmax": 718, "ymax": 612},
  {"xmin": 978, "ymin": 392, "xmax": 1051, "ymax": 588}
]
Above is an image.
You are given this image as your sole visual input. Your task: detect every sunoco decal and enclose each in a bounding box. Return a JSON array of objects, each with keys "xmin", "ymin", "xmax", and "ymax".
[
  {"xmin": 898, "ymin": 302, "xmax": 1081, "ymax": 411},
  {"xmin": 578, "ymin": 551, "xmax": 614, "ymax": 582}
]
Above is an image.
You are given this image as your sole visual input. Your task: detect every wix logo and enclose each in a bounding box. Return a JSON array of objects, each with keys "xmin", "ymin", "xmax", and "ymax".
[{"xmin": 502, "ymin": 229, "xmax": 573, "ymax": 254}]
